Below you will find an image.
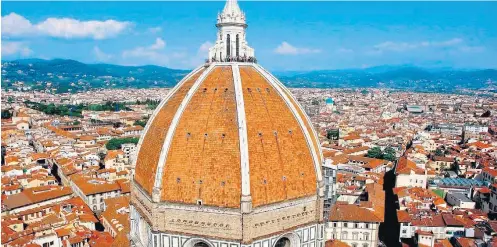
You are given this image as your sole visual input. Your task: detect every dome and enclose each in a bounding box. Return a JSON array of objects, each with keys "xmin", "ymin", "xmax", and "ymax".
[
  {"xmin": 133, "ymin": 63, "xmax": 323, "ymax": 209},
  {"xmin": 130, "ymin": 2, "xmax": 326, "ymax": 246}
]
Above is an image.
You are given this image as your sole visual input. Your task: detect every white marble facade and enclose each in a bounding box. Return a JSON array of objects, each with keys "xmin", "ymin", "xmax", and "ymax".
[
  {"xmin": 208, "ymin": 0, "xmax": 255, "ymax": 61},
  {"xmin": 131, "ymin": 206, "xmax": 324, "ymax": 247}
]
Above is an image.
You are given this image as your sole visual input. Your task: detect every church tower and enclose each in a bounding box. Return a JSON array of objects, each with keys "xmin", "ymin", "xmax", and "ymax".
[{"xmin": 208, "ymin": 0, "xmax": 255, "ymax": 62}]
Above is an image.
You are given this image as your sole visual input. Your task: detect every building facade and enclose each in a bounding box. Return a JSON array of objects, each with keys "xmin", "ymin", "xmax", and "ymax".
[{"xmin": 208, "ymin": 0, "xmax": 255, "ymax": 62}]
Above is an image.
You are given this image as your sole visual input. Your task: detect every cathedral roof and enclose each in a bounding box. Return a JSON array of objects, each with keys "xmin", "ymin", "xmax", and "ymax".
[{"xmin": 134, "ymin": 63, "xmax": 323, "ymax": 209}]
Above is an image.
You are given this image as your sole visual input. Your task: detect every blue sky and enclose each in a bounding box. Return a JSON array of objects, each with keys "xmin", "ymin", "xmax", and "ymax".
[{"xmin": 2, "ymin": 1, "xmax": 496, "ymax": 71}]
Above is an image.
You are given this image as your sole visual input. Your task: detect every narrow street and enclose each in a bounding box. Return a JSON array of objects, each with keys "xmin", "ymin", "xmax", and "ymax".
[{"xmin": 380, "ymin": 169, "xmax": 401, "ymax": 247}]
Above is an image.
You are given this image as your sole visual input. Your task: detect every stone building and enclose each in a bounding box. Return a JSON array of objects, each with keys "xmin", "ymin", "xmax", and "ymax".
[{"xmin": 130, "ymin": 1, "xmax": 326, "ymax": 247}]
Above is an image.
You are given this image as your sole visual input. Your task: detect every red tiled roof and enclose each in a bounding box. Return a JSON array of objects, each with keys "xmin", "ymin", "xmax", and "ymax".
[
  {"xmin": 3, "ymin": 186, "xmax": 72, "ymax": 210},
  {"xmin": 329, "ymin": 204, "xmax": 382, "ymax": 223},
  {"xmin": 396, "ymin": 156, "xmax": 425, "ymax": 175},
  {"xmin": 325, "ymin": 240, "xmax": 350, "ymax": 247}
]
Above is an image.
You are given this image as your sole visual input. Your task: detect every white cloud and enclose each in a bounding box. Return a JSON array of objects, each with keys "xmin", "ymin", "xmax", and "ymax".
[
  {"xmin": 274, "ymin": 42, "xmax": 321, "ymax": 55},
  {"xmin": 178, "ymin": 41, "xmax": 213, "ymax": 68},
  {"xmin": 37, "ymin": 18, "xmax": 130, "ymax": 40},
  {"xmin": 199, "ymin": 41, "xmax": 213, "ymax": 53},
  {"xmin": 372, "ymin": 38, "xmax": 466, "ymax": 53},
  {"xmin": 93, "ymin": 46, "xmax": 113, "ymax": 62},
  {"xmin": 433, "ymin": 38, "xmax": 463, "ymax": 47},
  {"xmin": 2, "ymin": 12, "xmax": 131, "ymax": 39},
  {"xmin": 2, "ymin": 41, "xmax": 33, "ymax": 56},
  {"xmin": 122, "ymin": 38, "xmax": 168, "ymax": 65},
  {"xmin": 373, "ymin": 41, "xmax": 419, "ymax": 52},
  {"xmin": 1, "ymin": 13, "xmax": 34, "ymax": 36},
  {"xmin": 149, "ymin": 38, "xmax": 165, "ymax": 50},
  {"xmin": 147, "ymin": 27, "xmax": 162, "ymax": 34}
]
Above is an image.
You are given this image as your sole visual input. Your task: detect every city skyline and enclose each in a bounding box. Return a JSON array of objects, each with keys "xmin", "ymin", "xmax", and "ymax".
[
  {"xmin": 3, "ymin": 1, "xmax": 497, "ymax": 247},
  {"xmin": 2, "ymin": 1, "xmax": 497, "ymax": 71}
]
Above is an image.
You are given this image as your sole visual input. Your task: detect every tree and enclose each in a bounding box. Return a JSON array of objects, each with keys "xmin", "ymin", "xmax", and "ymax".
[
  {"xmin": 384, "ymin": 147, "xmax": 396, "ymax": 154},
  {"xmin": 383, "ymin": 153, "xmax": 396, "ymax": 162},
  {"xmin": 1, "ymin": 110, "xmax": 12, "ymax": 119},
  {"xmin": 134, "ymin": 119, "xmax": 147, "ymax": 127},
  {"xmin": 106, "ymin": 137, "xmax": 139, "ymax": 150},
  {"xmin": 73, "ymin": 120, "xmax": 81, "ymax": 125},
  {"xmin": 326, "ymin": 129, "xmax": 339, "ymax": 141},
  {"xmin": 383, "ymin": 147, "xmax": 397, "ymax": 161},
  {"xmin": 435, "ymin": 148, "xmax": 444, "ymax": 157},
  {"xmin": 366, "ymin": 147, "xmax": 383, "ymax": 159}
]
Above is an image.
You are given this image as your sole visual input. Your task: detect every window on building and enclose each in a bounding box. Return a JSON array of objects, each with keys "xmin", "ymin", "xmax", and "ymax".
[
  {"xmin": 344, "ymin": 223, "xmax": 348, "ymax": 228},
  {"xmin": 333, "ymin": 223, "xmax": 337, "ymax": 227},
  {"xmin": 363, "ymin": 233, "xmax": 369, "ymax": 241},
  {"xmin": 341, "ymin": 232, "xmax": 348, "ymax": 240},
  {"xmin": 365, "ymin": 223, "xmax": 369, "ymax": 229},
  {"xmin": 236, "ymin": 34, "xmax": 239, "ymax": 57},
  {"xmin": 354, "ymin": 223, "xmax": 359, "ymax": 228},
  {"xmin": 274, "ymin": 237, "xmax": 291, "ymax": 247},
  {"xmin": 352, "ymin": 243, "xmax": 358, "ymax": 247},
  {"xmin": 226, "ymin": 34, "xmax": 231, "ymax": 58},
  {"xmin": 362, "ymin": 244, "xmax": 368, "ymax": 247},
  {"xmin": 194, "ymin": 242, "xmax": 210, "ymax": 247},
  {"xmin": 352, "ymin": 233, "xmax": 358, "ymax": 240}
]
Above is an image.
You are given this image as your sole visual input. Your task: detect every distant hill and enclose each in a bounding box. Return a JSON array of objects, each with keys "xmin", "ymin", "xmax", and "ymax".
[
  {"xmin": 2, "ymin": 58, "xmax": 496, "ymax": 93},
  {"xmin": 275, "ymin": 66, "xmax": 497, "ymax": 93},
  {"xmin": 2, "ymin": 59, "xmax": 189, "ymax": 93}
]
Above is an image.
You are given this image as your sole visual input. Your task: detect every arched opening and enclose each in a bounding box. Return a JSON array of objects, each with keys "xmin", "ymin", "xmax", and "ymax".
[
  {"xmin": 226, "ymin": 34, "xmax": 231, "ymax": 58},
  {"xmin": 236, "ymin": 34, "xmax": 240, "ymax": 57},
  {"xmin": 194, "ymin": 242, "xmax": 210, "ymax": 247},
  {"xmin": 275, "ymin": 237, "xmax": 291, "ymax": 247},
  {"xmin": 185, "ymin": 239, "xmax": 213, "ymax": 247}
]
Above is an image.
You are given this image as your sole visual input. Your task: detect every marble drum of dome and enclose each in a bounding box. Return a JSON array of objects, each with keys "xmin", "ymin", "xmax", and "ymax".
[{"xmin": 129, "ymin": 1, "xmax": 325, "ymax": 247}]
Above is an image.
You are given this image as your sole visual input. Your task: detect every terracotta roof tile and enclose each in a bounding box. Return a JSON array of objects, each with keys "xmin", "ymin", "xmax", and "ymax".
[
  {"xmin": 329, "ymin": 204, "xmax": 382, "ymax": 222},
  {"xmin": 134, "ymin": 68, "xmax": 204, "ymax": 194}
]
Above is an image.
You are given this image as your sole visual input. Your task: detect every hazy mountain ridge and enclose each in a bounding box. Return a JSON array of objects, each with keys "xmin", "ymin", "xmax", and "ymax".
[
  {"xmin": 276, "ymin": 66, "xmax": 497, "ymax": 92},
  {"xmin": 2, "ymin": 59, "xmax": 189, "ymax": 93},
  {"xmin": 2, "ymin": 59, "xmax": 496, "ymax": 93}
]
